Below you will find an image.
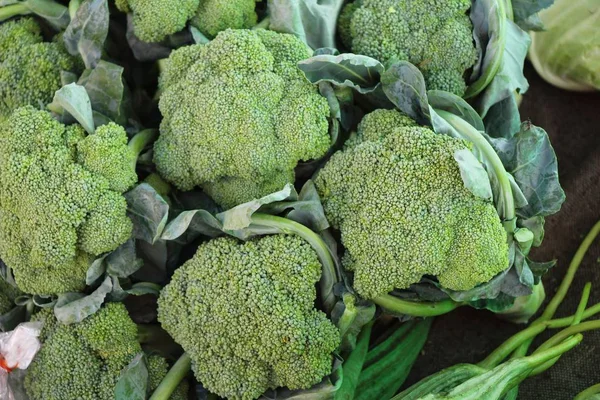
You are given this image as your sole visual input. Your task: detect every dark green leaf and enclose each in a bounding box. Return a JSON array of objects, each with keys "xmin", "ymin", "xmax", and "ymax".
[
  {"xmin": 86, "ymin": 254, "xmax": 107, "ymax": 285},
  {"xmin": 25, "ymin": 0, "xmax": 70, "ymax": 30},
  {"xmin": 126, "ymin": 282, "xmax": 161, "ymax": 296},
  {"xmin": 106, "ymin": 239, "xmax": 143, "ymax": 278},
  {"xmin": 78, "ymin": 61, "xmax": 132, "ymax": 126},
  {"xmin": 482, "ymin": 95, "xmax": 521, "ymax": 139},
  {"xmin": 528, "ymin": 259, "xmax": 556, "ymax": 282},
  {"xmin": 49, "ymin": 83, "xmax": 95, "ymax": 134},
  {"xmin": 125, "ymin": 183, "xmax": 169, "ymax": 244},
  {"xmin": 381, "ymin": 61, "xmax": 431, "ymax": 126},
  {"xmin": 161, "ymin": 209, "xmax": 223, "ymax": 242},
  {"xmin": 512, "ymin": 0, "xmax": 553, "ymax": 26},
  {"xmin": 517, "ymin": 13, "xmax": 545, "ymax": 31},
  {"xmin": 298, "ymin": 53, "xmax": 384, "ymax": 94},
  {"xmin": 114, "ymin": 353, "xmax": 148, "ymax": 400},
  {"xmin": 0, "ymin": 306, "xmax": 25, "ymax": 332},
  {"xmin": 267, "ymin": 0, "xmax": 345, "ymax": 49},
  {"xmin": 54, "ymin": 276, "xmax": 112, "ymax": 324},
  {"xmin": 453, "ymin": 149, "xmax": 493, "ymax": 201},
  {"xmin": 63, "ymin": 0, "xmax": 109, "ymax": 69}
]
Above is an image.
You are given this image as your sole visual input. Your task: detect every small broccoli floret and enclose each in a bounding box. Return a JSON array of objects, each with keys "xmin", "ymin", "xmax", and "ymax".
[
  {"xmin": 315, "ymin": 109, "xmax": 509, "ymax": 299},
  {"xmin": 155, "ymin": 29, "xmax": 331, "ymax": 208},
  {"xmin": 116, "ymin": 0, "xmax": 199, "ymax": 43},
  {"xmin": 340, "ymin": 0, "xmax": 478, "ymax": 95},
  {"xmin": 191, "ymin": 0, "xmax": 258, "ymax": 38},
  {"xmin": 0, "ymin": 18, "xmax": 81, "ymax": 119},
  {"xmin": 0, "ymin": 107, "xmax": 135, "ymax": 295},
  {"xmin": 77, "ymin": 122, "xmax": 138, "ymax": 193},
  {"xmin": 158, "ymin": 235, "xmax": 340, "ymax": 400}
]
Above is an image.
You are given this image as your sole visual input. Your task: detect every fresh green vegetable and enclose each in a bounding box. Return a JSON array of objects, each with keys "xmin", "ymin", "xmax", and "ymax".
[
  {"xmin": 115, "ymin": 0, "xmax": 199, "ymax": 43},
  {"xmin": 0, "ymin": 0, "xmax": 70, "ymax": 29},
  {"xmin": 25, "ymin": 304, "xmax": 187, "ymax": 400},
  {"xmin": 0, "ymin": 107, "xmax": 154, "ymax": 295},
  {"xmin": 529, "ymin": 0, "xmax": 600, "ymax": 92},
  {"xmin": 192, "ymin": 0, "xmax": 259, "ymax": 38},
  {"xmin": 315, "ymin": 109, "xmax": 508, "ymax": 299},
  {"xmin": 0, "ymin": 17, "xmax": 82, "ymax": 120},
  {"xmin": 338, "ymin": 0, "xmax": 478, "ymax": 96},
  {"xmin": 157, "ymin": 233, "xmax": 341, "ymax": 399},
  {"xmin": 154, "ymin": 28, "xmax": 331, "ymax": 208}
]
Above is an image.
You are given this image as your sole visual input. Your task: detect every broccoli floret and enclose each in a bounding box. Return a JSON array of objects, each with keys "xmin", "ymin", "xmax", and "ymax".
[
  {"xmin": 340, "ymin": 0, "xmax": 478, "ymax": 95},
  {"xmin": 314, "ymin": 109, "xmax": 509, "ymax": 299},
  {"xmin": 191, "ymin": 0, "xmax": 258, "ymax": 38},
  {"xmin": 0, "ymin": 275, "xmax": 21, "ymax": 315},
  {"xmin": 158, "ymin": 235, "xmax": 340, "ymax": 400},
  {"xmin": 155, "ymin": 29, "xmax": 331, "ymax": 208},
  {"xmin": 116, "ymin": 0, "xmax": 199, "ymax": 43},
  {"xmin": 0, "ymin": 18, "xmax": 81, "ymax": 119},
  {"xmin": 0, "ymin": 107, "xmax": 135, "ymax": 295}
]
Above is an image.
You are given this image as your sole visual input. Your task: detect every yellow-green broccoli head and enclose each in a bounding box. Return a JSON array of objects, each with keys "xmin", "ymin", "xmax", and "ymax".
[
  {"xmin": 0, "ymin": 107, "xmax": 134, "ymax": 295},
  {"xmin": 192, "ymin": 0, "xmax": 258, "ymax": 38},
  {"xmin": 154, "ymin": 29, "xmax": 331, "ymax": 208},
  {"xmin": 315, "ymin": 109, "xmax": 509, "ymax": 299},
  {"xmin": 339, "ymin": 0, "xmax": 478, "ymax": 95},
  {"xmin": 158, "ymin": 235, "xmax": 340, "ymax": 399}
]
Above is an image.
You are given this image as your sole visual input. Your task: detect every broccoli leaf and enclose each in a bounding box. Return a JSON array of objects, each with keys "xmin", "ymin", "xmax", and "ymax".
[
  {"xmin": 49, "ymin": 83, "xmax": 95, "ymax": 134},
  {"xmin": 486, "ymin": 122, "xmax": 565, "ymax": 218},
  {"xmin": 518, "ymin": 216, "xmax": 545, "ymax": 247},
  {"xmin": 105, "ymin": 239, "xmax": 144, "ymax": 279},
  {"xmin": 454, "ymin": 149, "xmax": 494, "ymax": 202},
  {"xmin": 114, "ymin": 353, "xmax": 148, "ymax": 400},
  {"xmin": 298, "ymin": 53, "xmax": 385, "ymax": 94},
  {"xmin": 125, "ymin": 183, "xmax": 169, "ymax": 244},
  {"xmin": 63, "ymin": 0, "xmax": 109, "ymax": 69},
  {"xmin": 427, "ymin": 90, "xmax": 485, "ymax": 132},
  {"xmin": 54, "ymin": 276, "xmax": 112, "ymax": 324},
  {"xmin": 23, "ymin": 0, "xmax": 70, "ymax": 30},
  {"xmin": 482, "ymin": 95, "xmax": 521, "ymax": 139},
  {"xmin": 86, "ymin": 255, "xmax": 107, "ymax": 285},
  {"xmin": 267, "ymin": 0, "xmax": 345, "ymax": 50},
  {"xmin": 511, "ymin": 0, "xmax": 554, "ymax": 29},
  {"xmin": 0, "ymin": 305, "xmax": 26, "ymax": 332},
  {"xmin": 77, "ymin": 61, "xmax": 133, "ymax": 126},
  {"xmin": 381, "ymin": 61, "xmax": 431, "ymax": 126}
]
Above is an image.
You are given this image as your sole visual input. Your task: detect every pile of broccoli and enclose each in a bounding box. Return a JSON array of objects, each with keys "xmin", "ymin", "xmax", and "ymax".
[
  {"xmin": 25, "ymin": 304, "xmax": 188, "ymax": 400},
  {"xmin": 315, "ymin": 109, "xmax": 509, "ymax": 299},
  {"xmin": 0, "ymin": 17, "xmax": 81, "ymax": 120},
  {"xmin": 0, "ymin": 107, "xmax": 138, "ymax": 295},
  {"xmin": 154, "ymin": 28, "xmax": 331, "ymax": 208}
]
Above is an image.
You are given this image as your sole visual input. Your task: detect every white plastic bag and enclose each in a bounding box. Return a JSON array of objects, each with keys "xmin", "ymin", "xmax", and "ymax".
[{"xmin": 0, "ymin": 322, "xmax": 42, "ymax": 400}]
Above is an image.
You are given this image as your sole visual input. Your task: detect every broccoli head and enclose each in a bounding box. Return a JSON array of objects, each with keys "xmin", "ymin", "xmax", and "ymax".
[
  {"xmin": 0, "ymin": 18, "xmax": 81, "ymax": 119},
  {"xmin": 158, "ymin": 235, "xmax": 340, "ymax": 400},
  {"xmin": 314, "ymin": 109, "xmax": 509, "ymax": 299},
  {"xmin": 155, "ymin": 29, "xmax": 331, "ymax": 208},
  {"xmin": 191, "ymin": 0, "xmax": 258, "ymax": 38},
  {"xmin": 116, "ymin": 0, "xmax": 199, "ymax": 43},
  {"xmin": 25, "ymin": 303, "xmax": 186, "ymax": 400},
  {"xmin": 0, "ymin": 107, "xmax": 135, "ymax": 295},
  {"xmin": 339, "ymin": 0, "xmax": 478, "ymax": 95}
]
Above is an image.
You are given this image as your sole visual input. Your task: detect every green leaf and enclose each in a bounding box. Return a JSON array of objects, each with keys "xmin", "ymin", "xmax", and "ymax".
[
  {"xmin": 267, "ymin": 0, "xmax": 345, "ymax": 49},
  {"xmin": 77, "ymin": 61, "xmax": 132, "ymax": 126},
  {"xmin": 114, "ymin": 353, "xmax": 148, "ymax": 400},
  {"xmin": 189, "ymin": 26, "xmax": 209, "ymax": 45},
  {"xmin": 63, "ymin": 0, "xmax": 109, "ymax": 69},
  {"xmin": 105, "ymin": 239, "xmax": 143, "ymax": 278},
  {"xmin": 488, "ymin": 122, "xmax": 565, "ymax": 218},
  {"xmin": 54, "ymin": 276, "xmax": 112, "ymax": 324},
  {"xmin": 0, "ymin": 306, "xmax": 26, "ymax": 332},
  {"xmin": 427, "ymin": 90, "xmax": 484, "ymax": 132},
  {"xmin": 482, "ymin": 95, "xmax": 521, "ymax": 139},
  {"xmin": 518, "ymin": 216, "xmax": 545, "ymax": 247},
  {"xmin": 381, "ymin": 61, "xmax": 431, "ymax": 126},
  {"xmin": 160, "ymin": 210, "xmax": 223, "ymax": 242},
  {"xmin": 453, "ymin": 149, "xmax": 493, "ymax": 201},
  {"xmin": 298, "ymin": 54, "xmax": 384, "ymax": 94},
  {"xmin": 473, "ymin": 20, "xmax": 531, "ymax": 135},
  {"xmin": 217, "ymin": 184, "xmax": 296, "ymax": 231},
  {"xmin": 86, "ymin": 254, "xmax": 107, "ymax": 285},
  {"xmin": 512, "ymin": 0, "xmax": 553, "ymax": 26},
  {"xmin": 125, "ymin": 183, "xmax": 169, "ymax": 244},
  {"xmin": 126, "ymin": 282, "xmax": 161, "ymax": 297},
  {"xmin": 49, "ymin": 83, "xmax": 95, "ymax": 134},
  {"xmin": 25, "ymin": 0, "xmax": 70, "ymax": 30}
]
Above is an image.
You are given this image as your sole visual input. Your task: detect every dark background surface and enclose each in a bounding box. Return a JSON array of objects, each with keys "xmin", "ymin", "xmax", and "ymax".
[{"xmin": 404, "ymin": 63, "xmax": 600, "ymax": 399}]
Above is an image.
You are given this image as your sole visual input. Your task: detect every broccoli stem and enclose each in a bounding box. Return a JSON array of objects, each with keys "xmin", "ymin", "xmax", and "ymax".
[
  {"xmin": 252, "ymin": 16, "xmax": 271, "ymax": 31},
  {"xmin": 435, "ymin": 109, "xmax": 515, "ymax": 224},
  {"xmin": 249, "ymin": 213, "xmax": 339, "ymax": 314},
  {"xmin": 575, "ymin": 383, "xmax": 600, "ymax": 400},
  {"xmin": 0, "ymin": 3, "xmax": 31, "ymax": 21},
  {"xmin": 463, "ymin": 0, "xmax": 507, "ymax": 99},
  {"xmin": 68, "ymin": 0, "xmax": 81, "ymax": 19},
  {"xmin": 128, "ymin": 129, "xmax": 158, "ymax": 169},
  {"xmin": 511, "ymin": 220, "xmax": 600, "ymax": 358},
  {"xmin": 149, "ymin": 353, "xmax": 191, "ymax": 400},
  {"xmin": 372, "ymin": 294, "xmax": 461, "ymax": 317}
]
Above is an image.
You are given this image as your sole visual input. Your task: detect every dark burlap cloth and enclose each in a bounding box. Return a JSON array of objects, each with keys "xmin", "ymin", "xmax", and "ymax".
[{"xmin": 403, "ymin": 63, "xmax": 600, "ymax": 399}]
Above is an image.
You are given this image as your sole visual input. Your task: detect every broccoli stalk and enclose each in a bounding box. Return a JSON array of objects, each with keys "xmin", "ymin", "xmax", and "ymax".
[
  {"xmin": 0, "ymin": 0, "xmax": 68, "ymax": 25},
  {"xmin": 149, "ymin": 353, "xmax": 192, "ymax": 400}
]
